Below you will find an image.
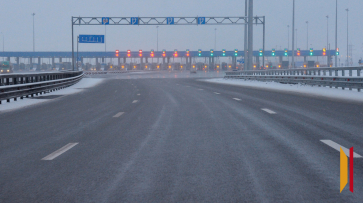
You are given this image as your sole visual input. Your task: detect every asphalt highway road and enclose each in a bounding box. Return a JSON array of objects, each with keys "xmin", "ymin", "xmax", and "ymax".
[{"xmin": 1, "ymin": 71, "xmax": 363, "ymax": 202}]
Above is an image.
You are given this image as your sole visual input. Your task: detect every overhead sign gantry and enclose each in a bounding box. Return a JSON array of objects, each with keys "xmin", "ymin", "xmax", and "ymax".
[{"xmin": 71, "ymin": 16, "xmax": 266, "ymax": 70}]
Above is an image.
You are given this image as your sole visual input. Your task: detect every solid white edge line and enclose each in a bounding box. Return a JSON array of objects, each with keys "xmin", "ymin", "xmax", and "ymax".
[
  {"xmin": 214, "ymin": 92, "xmax": 220, "ymax": 94},
  {"xmin": 41, "ymin": 143, "xmax": 78, "ymax": 160},
  {"xmin": 233, "ymin": 98, "xmax": 241, "ymax": 101},
  {"xmin": 113, "ymin": 112, "xmax": 124, "ymax": 118},
  {"xmin": 320, "ymin": 140, "xmax": 362, "ymax": 158},
  {"xmin": 261, "ymin": 108, "xmax": 276, "ymax": 114},
  {"xmin": 132, "ymin": 100, "xmax": 138, "ymax": 103}
]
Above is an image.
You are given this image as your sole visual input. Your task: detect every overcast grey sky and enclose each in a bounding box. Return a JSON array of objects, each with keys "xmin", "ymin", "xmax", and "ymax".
[{"xmin": 0, "ymin": 0, "xmax": 362, "ymax": 64}]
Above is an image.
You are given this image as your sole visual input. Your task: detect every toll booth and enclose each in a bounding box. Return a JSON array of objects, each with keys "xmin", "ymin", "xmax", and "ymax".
[
  {"xmin": 265, "ymin": 62, "xmax": 272, "ymax": 69},
  {"xmin": 215, "ymin": 64, "xmax": 220, "ymax": 71},
  {"xmin": 130, "ymin": 63, "xmax": 138, "ymax": 70},
  {"xmin": 221, "ymin": 62, "xmax": 227, "ymax": 70},
  {"xmin": 144, "ymin": 63, "xmax": 150, "ymax": 70},
  {"xmin": 281, "ymin": 61, "xmax": 289, "ymax": 69},
  {"xmin": 19, "ymin": 63, "xmax": 26, "ymax": 70},
  {"xmin": 196, "ymin": 62, "xmax": 204, "ymax": 71},
  {"xmin": 203, "ymin": 64, "xmax": 208, "ymax": 71},
  {"xmin": 120, "ymin": 63, "xmax": 126, "ymax": 70},
  {"xmin": 236, "ymin": 64, "xmax": 242, "ymax": 70},
  {"xmin": 315, "ymin": 62, "xmax": 320, "ymax": 68},
  {"xmin": 191, "ymin": 64, "xmax": 197, "ymax": 70}
]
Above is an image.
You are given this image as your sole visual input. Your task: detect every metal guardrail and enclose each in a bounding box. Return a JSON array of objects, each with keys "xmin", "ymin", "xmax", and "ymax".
[
  {"xmin": 225, "ymin": 67, "xmax": 363, "ymax": 92},
  {"xmin": 84, "ymin": 71, "xmax": 127, "ymax": 75},
  {"xmin": 0, "ymin": 71, "xmax": 83, "ymax": 104},
  {"xmin": 225, "ymin": 66, "xmax": 363, "ymax": 77}
]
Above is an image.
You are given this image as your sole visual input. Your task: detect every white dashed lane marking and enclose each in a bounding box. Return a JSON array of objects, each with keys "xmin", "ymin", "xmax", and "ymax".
[
  {"xmin": 113, "ymin": 112, "xmax": 124, "ymax": 118},
  {"xmin": 132, "ymin": 100, "xmax": 138, "ymax": 103},
  {"xmin": 233, "ymin": 98, "xmax": 241, "ymax": 101},
  {"xmin": 214, "ymin": 92, "xmax": 220, "ymax": 94},
  {"xmin": 41, "ymin": 143, "xmax": 78, "ymax": 160},
  {"xmin": 261, "ymin": 108, "xmax": 276, "ymax": 114}
]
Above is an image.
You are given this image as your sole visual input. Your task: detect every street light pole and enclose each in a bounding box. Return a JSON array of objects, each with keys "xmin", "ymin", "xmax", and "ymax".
[
  {"xmin": 346, "ymin": 8, "xmax": 349, "ymax": 66},
  {"xmin": 105, "ymin": 25, "xmax": 106, "ymax": 52},
  {"xmin": 0, "ymin": 32, "xmax": 3, "ymax": 61},
  {"xmin": 1, "ymin": 32, "xmax": 3, "ymax": 52},
  {"xmin": 244, "ymin": 0, "xmax": 248, "ymax": 70},
  {"xmin": 326, "ymin": 15, "xmax": 329, "ymax": 66},
  {"xmin": 287, "ymin": 25, "xmax": 290, "ymax": 50},
  {"xmin": 247, "ymin": 0, "xmax": 253, "ymax": 70},
  {"xmin": 32, "ymin": 13, "xmax": 35, "ymax": 52},
  {"xmin": 156, "ymin": 26, "xmax": 159, "ymax": 52},
  {"xmin": 156, "ymin": 26, "xmax": 159, "ymax": 63},
  {"xmin": 296, "ymin": 29, "xmax": 298, "ymax": 49},
  {"xmin": 214, "ymin": 28, "xmax": 217, "ymax": 50},
  {"xmin": 292, "ymin": 0, "xmax": 295, "ymax": 68},
  {"xmin": 335, "ymin": 0, "xmax": 338, "ymax": 67},
  {"xmin": 306, "ymin": 21, "xmax": 309, "ymax": 50}
]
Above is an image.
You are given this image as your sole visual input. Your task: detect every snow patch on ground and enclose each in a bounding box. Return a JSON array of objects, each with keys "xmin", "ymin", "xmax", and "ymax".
[
  {"xmin": 0, "ymin": 78, "xmax": 104, "ymax": 112},
  {"xmin": 201, "ymin": 78, "xmax": 363, "ymax": 102}
]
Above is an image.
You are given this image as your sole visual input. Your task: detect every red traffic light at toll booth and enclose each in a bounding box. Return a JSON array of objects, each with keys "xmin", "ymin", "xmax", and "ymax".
[
  {"xmin": 127, "ymin": 50, "xmax": 131, "ymax": 57},
  {"xmin": 174, "ymin": 49, "xmax": 178, "ymax": 57},
  {"xmin": 323, "ymin": 48, "xmax": 326, "ymax": 56},
  {"xmin": 139, "ymin": 50, "xmax": 143, "ymax": 57},
  {"xmin": 297, "ymin": 48, "xmax": 301, "ymax": 56},
  {"xmin": 162, "ymin": 49, "xmax": 166, "ymax": 57},
  {"xmin": 150, "ymin": 49, "xmax": 154, "ymax": 57},
  {"xmin": 115, "ymin": 50, "xmax": 119, "ymax": 57},
  {"xmin": 186, "ymin": 49, "xmax": 190, "ymax": 57}
]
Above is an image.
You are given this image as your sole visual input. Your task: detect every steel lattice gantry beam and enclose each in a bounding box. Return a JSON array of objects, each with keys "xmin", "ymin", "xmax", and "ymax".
[
  {"xmin": 72, "ymin": 16, "xmax": 265, "ymax": 26},
  {"xmin": 71, "ymin": 16, "xmax": 266, "ymax": 70}
]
